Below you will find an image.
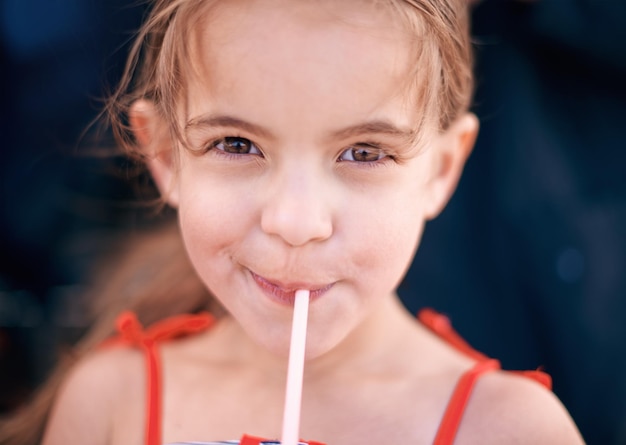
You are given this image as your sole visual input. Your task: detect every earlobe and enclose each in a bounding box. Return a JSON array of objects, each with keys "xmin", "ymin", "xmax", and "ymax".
[
  {"xmin": 129, "ymin": 100, "xmax": 180, "ymax": 207},
  {"xmin": 423, "ymin": 113, "xmax": 479, "ymax": 220}
]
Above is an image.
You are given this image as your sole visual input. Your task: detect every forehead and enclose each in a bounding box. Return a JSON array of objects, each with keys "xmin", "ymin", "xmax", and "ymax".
[{"xmin": 185, "ymin": 0, "xmax": 423, "ymax": 133}]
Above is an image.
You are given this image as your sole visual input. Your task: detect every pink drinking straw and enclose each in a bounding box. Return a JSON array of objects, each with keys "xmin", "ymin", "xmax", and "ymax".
[{"xmin": 280, "ymin": 289, "xmax": 310, "ymax": 445}]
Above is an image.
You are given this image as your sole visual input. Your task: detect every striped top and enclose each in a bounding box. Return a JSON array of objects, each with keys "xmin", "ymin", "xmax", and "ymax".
[
  {"xmin": 169, "ymin": 441, "xmax": 307, "ymax": 445},
  {"xmin": 168, "ymin": 435, "xmax": 324, "ymax": 444}
]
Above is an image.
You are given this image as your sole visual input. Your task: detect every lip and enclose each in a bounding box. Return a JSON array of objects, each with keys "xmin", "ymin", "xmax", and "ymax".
[{"xmin": 249, "ymin": 270, "xmax": 334, "ymax": 305}]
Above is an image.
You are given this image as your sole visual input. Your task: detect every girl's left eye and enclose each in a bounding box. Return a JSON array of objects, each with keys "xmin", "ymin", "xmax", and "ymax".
[
  {"xmin": 212, "ymin": 137, "xmax": 262, "ymax": 156},
  {"xmin": 338, "ymin": 145, "xmax": 387, "ymax": 163}
]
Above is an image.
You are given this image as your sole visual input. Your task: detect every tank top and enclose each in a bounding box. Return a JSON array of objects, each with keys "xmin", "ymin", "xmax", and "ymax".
[{"xmin": 104, "ymin": 309, "xmax": 551, "ymax": 445}]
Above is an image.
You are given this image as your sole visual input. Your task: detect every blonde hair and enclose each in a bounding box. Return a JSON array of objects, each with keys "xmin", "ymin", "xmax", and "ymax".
[
  {"xmin": 0, "ymin": 1, "xmax": 473, "ymax": 444},
  {"xmin": 108, "ymin": 0, "xmax": 473, "ymax": 158}
]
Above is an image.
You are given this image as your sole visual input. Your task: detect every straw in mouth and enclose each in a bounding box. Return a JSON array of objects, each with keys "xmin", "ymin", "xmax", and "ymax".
[{"xmin": 280, "ymin": 289, "xmax": 310, "ymax": 445}]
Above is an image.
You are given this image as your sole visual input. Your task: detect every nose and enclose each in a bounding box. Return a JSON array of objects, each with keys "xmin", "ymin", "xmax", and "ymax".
[{"xmin": 260, "ymin": 165, "xmax": 333, "ymax": 247}]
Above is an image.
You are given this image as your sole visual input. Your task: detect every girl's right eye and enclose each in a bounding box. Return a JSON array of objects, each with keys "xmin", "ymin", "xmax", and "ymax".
[{"xmin": 210, "ymin": 137, "xmax": 262, "ymax": 156}]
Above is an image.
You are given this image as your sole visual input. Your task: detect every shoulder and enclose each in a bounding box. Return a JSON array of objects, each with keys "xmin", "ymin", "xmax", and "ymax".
[
  {"xmin": 457, "ymin": 369, "xmax": 585, "ymax": 444},
  {"xmin": 42, "ymin": 346, "xmax": 145, "ymax": 445}
]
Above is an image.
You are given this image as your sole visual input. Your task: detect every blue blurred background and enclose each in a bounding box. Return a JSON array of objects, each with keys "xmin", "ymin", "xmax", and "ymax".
[{"xmin": 1, "ymin": 1, "xmax": 625, "ymax": 444}]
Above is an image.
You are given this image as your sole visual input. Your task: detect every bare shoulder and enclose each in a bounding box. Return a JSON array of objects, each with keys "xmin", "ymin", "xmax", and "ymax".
[
  {"xmin": 42, "ymin": 346, "xmax": 145, "ymax": 445},
  {"xmin": 457, "ymin": 369, "xmax": 585, "ymax": 444}
]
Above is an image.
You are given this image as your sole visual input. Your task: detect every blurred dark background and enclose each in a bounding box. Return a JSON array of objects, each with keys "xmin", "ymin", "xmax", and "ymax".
[{"xmin": 1, "ymin": 1, "xmax": 625, "ymax": 444}]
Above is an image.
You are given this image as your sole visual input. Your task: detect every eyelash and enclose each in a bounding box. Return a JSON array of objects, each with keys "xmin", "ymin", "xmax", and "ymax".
[
  {"xmin": 337, "ymin": 142, "xmax": 395, "ymax": 168},
  {"xmin": 204, "ymin": 136, "xmax": 395, "ymax": 166},
  {"xmin": 205, "ymin": 136, "xmax": 263, "ymax": 160}
]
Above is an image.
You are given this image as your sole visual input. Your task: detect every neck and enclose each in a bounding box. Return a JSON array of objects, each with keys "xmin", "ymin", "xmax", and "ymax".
[
  {"xmin": 208, "ymin": 293, "xmax": 423, "ymax": 385},
  {"xmin": 304, "ymin": 294, "xmax": 422, "ymax": 381}
]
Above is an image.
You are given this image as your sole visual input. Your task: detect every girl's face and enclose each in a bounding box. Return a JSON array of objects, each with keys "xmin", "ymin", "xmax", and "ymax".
[{"xmin": 139, "ymin": 0, "xmax": 475, "ymax": 359}]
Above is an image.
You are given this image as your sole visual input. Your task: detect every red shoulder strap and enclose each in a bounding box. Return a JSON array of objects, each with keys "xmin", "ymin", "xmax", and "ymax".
[
  {"xmin": 103, "ymin": 311, "xmax": 215, "ymax": 445},
  {"xmin": 512, "ymin": 369, "xmax": 552, "ymax": 390},
  {"xmin": 418, "ymin": 308, "xmax": 490, "ymax": 362},
  {"xmin": 432, "ymin": 359, "xmax": 501, "ymax": 445},
  {"xmin": 418, "ymin": 309, "xmax": 552, "ymax": 445}
]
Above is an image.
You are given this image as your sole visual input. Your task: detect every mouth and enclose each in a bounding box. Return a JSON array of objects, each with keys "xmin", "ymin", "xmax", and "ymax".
[{"xmin": 249, "ymin": 270, "xmax": 334, "ymax": 305}]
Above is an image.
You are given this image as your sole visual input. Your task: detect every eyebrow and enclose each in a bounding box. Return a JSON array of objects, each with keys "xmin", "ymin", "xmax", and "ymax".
[
  {"xmin": 185, "ymin": 114, "xmax": 417, "ymax": 144},
  {"xmin": 330, "ymin": 120, "xmax": 418, "ymax": 144},
  {"xmin": 185, "ymin": 115, "xmax": 274, "ymax": 139}
]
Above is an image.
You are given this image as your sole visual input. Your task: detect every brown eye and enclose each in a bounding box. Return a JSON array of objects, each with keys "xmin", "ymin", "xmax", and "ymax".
[
  {"xmin": 339, "ymin": 145, "xmax": 386, "ymax": 162},
  {"xmin": 214, "ymin": 137, "xmax": 261, "ymax": 155}
]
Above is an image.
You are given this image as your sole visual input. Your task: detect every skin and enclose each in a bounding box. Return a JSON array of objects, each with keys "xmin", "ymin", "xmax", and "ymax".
[
  {"xmin": 42, "ymin": 1, "xmax": 585, "ymax": 444},
  {"xmin": 148, "ymin": 0, "xmax": 472, "ymax": 362}
]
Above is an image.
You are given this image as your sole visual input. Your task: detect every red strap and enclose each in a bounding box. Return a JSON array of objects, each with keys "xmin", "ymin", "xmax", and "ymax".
[
  {"xmin": 432, "ymin": 359, "xmax": 501, "ymax": 445},
  {"xmin": 418, "ymin": 308, "xmax": 490, "ymax": 362},
  {"xmin": 239, "ymin": 435, "xmax": 266, "ymax": 445},
  {"xmin": 239, "ymin": 434, "xmax": 268, "ymax": 445},
  {"xmin": 419, "ymin": 308, "xmax": 552, "ymax": 444},
  {"xmin": 432, "ymin": 365, "xmax": 552, "ymax": 445},
  {"xmin": 513, "ymin": 369, "xmax": 552, "ymax": 390},
  {"xmin": 418, "ymin": 309, "xmax": 552, "ymax": 390},
  {"xmin": 104, "ymin": 311, "xmax": 215, "ymax": 445},
  {"xmin": 102, "ymin": 309, "xmax": 547, "ymax": 445}
]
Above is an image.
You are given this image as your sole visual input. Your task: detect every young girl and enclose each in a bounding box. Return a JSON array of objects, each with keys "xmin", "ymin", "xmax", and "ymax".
[{"xmin": 3, "ymin": 0, "xmax": 585, "ymax": 444}]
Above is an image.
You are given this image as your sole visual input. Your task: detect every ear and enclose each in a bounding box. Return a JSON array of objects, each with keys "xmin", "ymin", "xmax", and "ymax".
[
  {"xmin": 423, "ymin": 113, "xmax": 479, "ymax": 220},
  {"xmin": 129, "ymin": 99, "xmax": 180, "ymax": 207}
]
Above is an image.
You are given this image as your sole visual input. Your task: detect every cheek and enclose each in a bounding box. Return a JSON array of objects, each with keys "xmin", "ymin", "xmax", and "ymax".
[
  {"xmin": 175, "ymin": 171, "xmax": 256, "ymax": 275},
  {"xmin": 341, "ymin": 179, "xmax": 427, "ymax": 287}
]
